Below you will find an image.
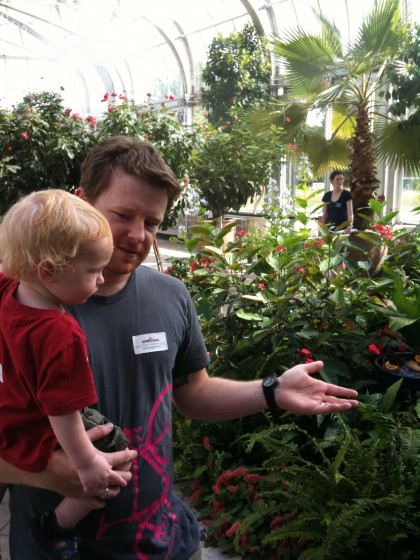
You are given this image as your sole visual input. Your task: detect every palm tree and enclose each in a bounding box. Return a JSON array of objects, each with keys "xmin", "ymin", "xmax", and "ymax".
[{"xmin": 250, "ymin": 0, "xmax": 420, "ymax": 229}]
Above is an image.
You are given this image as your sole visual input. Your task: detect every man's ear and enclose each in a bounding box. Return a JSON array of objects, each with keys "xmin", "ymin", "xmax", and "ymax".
[
  {"xmin": 75, "ymin": 186, "xmax": 88, "ymax": 201},
  {"xmin": 37, "ymin": 259, "xmax": 56, "ymax": 283}
]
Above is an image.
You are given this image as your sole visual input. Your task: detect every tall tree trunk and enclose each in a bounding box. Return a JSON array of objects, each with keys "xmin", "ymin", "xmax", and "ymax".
[{"xmin": 349, "ymin": 104, "xmax": 380, "ymax": 230}]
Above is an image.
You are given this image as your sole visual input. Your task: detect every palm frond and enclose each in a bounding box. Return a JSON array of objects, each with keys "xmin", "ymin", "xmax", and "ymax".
[
  {"xmin": 271, "ymin": 32, "xmax": 336, "ymax": 97},
  {"xmin": 375, "ymin": 118, "xmax": 420, "ymax": 174},
  {"xmin": 302, "ymin": 131, "xmax": 351, "ymax": 176},
  {"xmin": 331, "ymin": 103, "xmax": 356, "ymax": 138},
  {"xmin": 314, "ymin": 10, "xmax": 344, "ymax": 58},
  {"xmin": 349, "ymin": 0, "xmax": 403, "ymax": 62}
]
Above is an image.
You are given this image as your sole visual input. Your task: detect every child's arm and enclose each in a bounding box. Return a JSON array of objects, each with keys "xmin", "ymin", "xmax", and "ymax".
[{"xmin": 49, "ymin": 412, "xmax": 128, "ymax": 495}]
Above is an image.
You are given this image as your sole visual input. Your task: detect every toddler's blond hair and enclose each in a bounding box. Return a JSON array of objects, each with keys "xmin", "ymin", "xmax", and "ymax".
[{"xmin": 0, "ymin": 189, "xmax": 112, "ymax": 281}]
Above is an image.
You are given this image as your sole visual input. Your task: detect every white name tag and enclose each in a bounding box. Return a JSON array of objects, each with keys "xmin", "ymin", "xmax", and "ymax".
[{"xmin": 132, "ymin": 332, "xmax": 168, "ymax": 355}]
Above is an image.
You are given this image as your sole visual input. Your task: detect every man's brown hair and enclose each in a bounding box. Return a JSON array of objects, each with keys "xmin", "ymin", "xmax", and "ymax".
[{"xmin": 80, "ymin": 136, "xmax": 181, "ymax": 211}]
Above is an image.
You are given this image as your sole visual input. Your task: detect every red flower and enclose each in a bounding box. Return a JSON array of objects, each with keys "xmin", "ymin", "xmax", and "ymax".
[
  {"xmin": 169, "ymin": 94, "xmax": 175, "ymax": 100},
  {"xmin": 7, "ymin": 146, "xmax": 12, "ymax": 151},
  {"xmin": 237, "ymin": 230, "xmax": 246, "ymax": 237},
  {"xmin": 258, "ymin": 283, "xmax": 265, "ymax": 290},
  {"xmin": 288, "ymin": 143, "xmax": 297, "ymax": 152},
  {"xmin": 314, "ymin": 240, "xmax": 323, "ymax": 246},
  {"xmin": 240, "ymin": 530, "xmax": 247, "ymax": 549},
  {"xmin": 183, "ymin": 176, "xmax": 189, "ymax": 185},
  {"xmin": 203, "ymin": 436, "xmax": 211, "ymax": 451},
  {"xmin": 399, "ymin": 344, "xmax": 408, "ymax": 351},
  {"xmin": 21, "ymin": 132, "xmax": 30, "ymax": 140},
  {"xmin": 368, "ymin": 343, "xmax": 381, "ymax": 355},
  {"xmin": 372, "ymin": 224, "xmax": 393, "ymax": 240},
  {"xmin": 60, "ymin": 85, "xmax": 65, "ymax": 91},
  {"xmin": 298, "ymin": 348, "xmax": 312, "ymax": 356},
  {"xmin": 305, "ymin": 358, "xmax": 314, "ymax": 363},
  {"xmin": 274, "ymin": 245, "xmax": 287, "ymax": 253},
  {"xmin": 250, "ymin": 546, "xmax": 261, "ymax": 553},
  {"xmin": 146, "ymin": 92, "xmax": 152, "ymax": 97},
  {"xmin": 189, "ymin": 489, "xmax": 201, "ymax": 503},
  {"xmin": 377, "ymin": 195, "xmax": 385, "ymax": 202},
  {"xmin": 228, "ymin": 485, "xmax": 238, "ymax": 493},
  {"xmin": 285, "ymin": 116, "xmax": 291, "ymax": 123},
  {"xmin": 225, "ymin": 521, "xmax": 241, "ymax": 538}
]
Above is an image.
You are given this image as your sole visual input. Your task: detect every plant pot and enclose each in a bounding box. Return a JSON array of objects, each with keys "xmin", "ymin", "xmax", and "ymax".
[{"xmin": 374, "ymin": 352, "xmax": 420, "ymax": 389}]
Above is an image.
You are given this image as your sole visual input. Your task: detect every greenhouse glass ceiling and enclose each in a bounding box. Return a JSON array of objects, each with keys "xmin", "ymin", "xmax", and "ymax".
[{"xmin": 0, "ymin": 0, "xmax": 419, "ymax": 114}]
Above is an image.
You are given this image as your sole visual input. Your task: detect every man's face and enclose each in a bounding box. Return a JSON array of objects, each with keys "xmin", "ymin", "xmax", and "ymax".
[{"xmin": 79, "ymin": 167, "xmax": 168, "ymax": 283}]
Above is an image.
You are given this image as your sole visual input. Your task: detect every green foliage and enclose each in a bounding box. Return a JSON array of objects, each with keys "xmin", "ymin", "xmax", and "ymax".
[
  {"xmin": 0, "ymin": 91, "xmax": 96, "ymax": 213},
  {"xmin": 386, "ymin": 23, "xmax": 420, "ymax": 122},
  {"xmin": 201, "ymin": 23, "xmax": 271, "ymax": 126},
  {"xmin": 169, "ymin": 195, "xmax": 420, "ymax": 559},
  {"xmin": 191, "ymin": 115, "xmax": 283, "ymax": 218}
]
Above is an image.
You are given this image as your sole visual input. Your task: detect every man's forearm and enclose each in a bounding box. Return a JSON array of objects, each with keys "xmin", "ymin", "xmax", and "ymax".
[{"xmin": 0, "ymin": 452, "xmax": 80, "ymax": 497}]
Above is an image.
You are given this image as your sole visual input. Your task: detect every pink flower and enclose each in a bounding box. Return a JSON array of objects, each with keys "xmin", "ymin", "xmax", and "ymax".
[
  {"xmin": 285, "ymin": 116, "xmax": 291, "ymax": 123},
  {"xmin": 60, "ymin": 85, "xmax": 65, "ymax": 91},
  {"xmin": 7, "ymin": 146, "xmax": 12, "ymax": 151},
  {"xmin": 368, "ymin": 343, "xmax": 381, "ymax": 355},
  {"xmin": 203, "ymin": 436, "xmax": 211, "ymax": 452},
  {"xmin": 258, "ymin": 283, "xmax": 265, "ymax": 290},
  {"xmin": 169, "ymin": 94, "xmax": 175, "ymax": 100},
  {"xmin": 225, "ymin": 521, "xmax": 241, "ymax": 538},
  {"xmin": 146, "ymin": 92, "xmax": 152, "ymax": 97},
  {"xmin": 21, "ymin": 132, "xmax": 30, "ymax": 140},
  {"xmin": 296, "ymin": 267, "xmax": 305, "ymax": 274},
  {"xmin": 228, "ymin": 485, "xmax": 237, "ymax": 493},
  {"xmin": 237, "ymin": 230, "xmax": 246, "ymax": 237}
]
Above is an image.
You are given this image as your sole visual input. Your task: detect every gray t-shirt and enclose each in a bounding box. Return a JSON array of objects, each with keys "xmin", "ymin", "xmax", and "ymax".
[{"xmin": 66, "ymin": 265, "xmax": 210, "ymax": 559}]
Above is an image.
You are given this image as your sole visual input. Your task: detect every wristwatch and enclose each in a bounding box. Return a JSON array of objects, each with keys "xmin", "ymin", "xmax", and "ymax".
[{"xmin": 262, "ymin": 374, "xmax": 280, "ymax": 411}]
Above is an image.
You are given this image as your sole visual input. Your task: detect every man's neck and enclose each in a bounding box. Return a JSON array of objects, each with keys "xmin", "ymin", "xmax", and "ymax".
[{"xmin": 96, "ymin": 269, "xmax": 133, "ymax": 296}]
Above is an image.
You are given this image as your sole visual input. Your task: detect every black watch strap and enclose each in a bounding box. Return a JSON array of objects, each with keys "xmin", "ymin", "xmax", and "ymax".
[{"xmin": 262, "ymin": 374, "xmax": 280, "ymax": 411}]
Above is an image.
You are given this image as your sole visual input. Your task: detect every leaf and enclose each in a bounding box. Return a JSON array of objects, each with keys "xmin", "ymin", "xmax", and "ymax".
[
  {"xmin": 381, "ymin": 379, "xmax": 403, "ymax": 413},
  {"xmin": 236, "ymin": 310, "xmax": 262, "ymax": 321},
  {"xmin": 321, "ymin": 358, "xmax": 351, "ymax": 379}
]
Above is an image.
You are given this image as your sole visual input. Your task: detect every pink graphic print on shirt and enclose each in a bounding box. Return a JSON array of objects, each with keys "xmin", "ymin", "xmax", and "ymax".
[{"xmin": 96, "ymin": 384, "xmax": 177, "ymax": 559}]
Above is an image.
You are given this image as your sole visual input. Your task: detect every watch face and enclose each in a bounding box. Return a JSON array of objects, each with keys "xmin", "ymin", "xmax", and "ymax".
[{"xmin": 262, "ymin": 374, "xmax": 278, "ymax": 388}]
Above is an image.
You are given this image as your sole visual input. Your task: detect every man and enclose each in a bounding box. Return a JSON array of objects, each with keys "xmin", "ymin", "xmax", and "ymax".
[{"xmin": 3, "ymin": 136, "xmax": 358, "ymax": 559}]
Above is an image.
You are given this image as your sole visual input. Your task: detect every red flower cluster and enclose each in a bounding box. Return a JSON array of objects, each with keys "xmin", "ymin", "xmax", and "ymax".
[
  {"xmin": 297, "ymin": 348, "xmax": 314, "ymax": 364},
  {"xmin": 373, "ymin": 224, "xmax": 393, "ymax": 240},
  {"xmin": 274, "ymin": 244, "xmax": 287, "ymax": 253}
]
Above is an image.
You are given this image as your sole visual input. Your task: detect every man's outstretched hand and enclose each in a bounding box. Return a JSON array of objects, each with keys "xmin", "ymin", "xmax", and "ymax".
[{"xmin": 276, "ymin": 360, "xmax": 358, "ymax": 415}]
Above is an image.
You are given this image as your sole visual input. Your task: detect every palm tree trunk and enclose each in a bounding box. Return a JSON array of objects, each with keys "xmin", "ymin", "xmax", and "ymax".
[{"xmin": 349, "ymin": 103, "xmax": 380, "ymax": 230}]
